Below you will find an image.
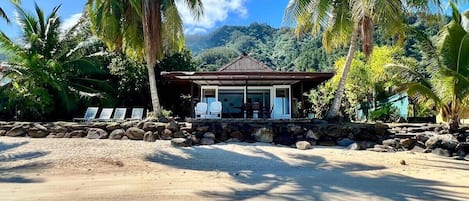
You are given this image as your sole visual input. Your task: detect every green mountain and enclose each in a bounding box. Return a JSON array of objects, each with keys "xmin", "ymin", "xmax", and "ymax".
[
  {"xmin": 185, "ymin": 23, "xmax": 346, "ymax": 72},
  {"xmin": 185, "ymin": 17, "xmax": 438, "ymax": 73}
]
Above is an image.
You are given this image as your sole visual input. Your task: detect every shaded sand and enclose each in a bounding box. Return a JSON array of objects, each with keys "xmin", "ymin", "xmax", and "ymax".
[{"xmin": 1, "ymin": 136, "xmax": 468, "ymax": 201}]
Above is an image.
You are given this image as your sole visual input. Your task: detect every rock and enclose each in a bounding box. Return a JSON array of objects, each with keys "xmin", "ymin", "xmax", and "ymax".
[
  {"xmin": 336, "ymin": 138, "xmax": 354, "ymax": 147},
  {"xmin": 273, "ymin": 133, "xmax": 294, "ymax": 146},
  {"xmin": 296, "ymin": 141, "xmax": 312, "ymax": 150},
  {"xmin": 166, "ymin": 121, "xmax": 179, "ymax": 132},
  {"xmin": 66, "ymin": 130, "xmax": 87, "ymax": 138},
  {"xmin": 400, "ymin": 160, "xmax": 407, "ymax": 165},
  {"xmin": 143, "ymin": 131, "xmax": 158, "ymax": 142},
  {"xmin": 173, "ymin": 130, "xmax": 186, "ymax": 138},
  {"xmin": 55, "ymin": 132, "xmax": 66, "ymax": 138},
  {"xmin": 432, "ymin": 148, "xmax": 452, "ymax": 157},
  {"xmin": 0, "ymin": 130, "xmax": 6, "ymax": 136},
  {"xmin": 49, "ymin": 126, "xmax": 68, "ymax": 133},
  {"xmin": 171, "ymin": 138, "xmax": 192, "ymax": 147},
  {"xmin": 203, "ymin": 132, "xmax": 216, "ymax": 139},
  {"xmin": 125, "ymin": 127, "xmax": 145, "ymax": 140},
  {"xmin": 382, "ymin": 138, "xmax": 400, "ymax": 148},
  {"xmin": 375, "ymin": 121, "xmax": 389, "ymax": 135},
  {"xmin": 318, "ymin": 140, "xmax": 335, "ymax": 146},
  {"xmin": 122, "ymin": 120, "xmax": 139, "ymax": 130},
  {"xmin": 326, "ymin": 125, "xmax": 343, "ymax": 138},
  {"xmin": 6, "ymin": 126, "xmax": 27, "ymax": 137},
  {"xmin": 121, "ymin": 136, "xmax": 129, "ymax": 140},
  {"xmin": 142, "ymin": 122, "xmax": 158, "ymax": 132},
  {"xmin": 86, "ymin": 128, "xmax": 108, "ymax": 139},
  {"xmin": 400, "ymin": 138, "xmax": 417, "ymax": 150},
  {"xmin": 27, "ymin": 124, "xmax": 49, "ymax": 138},
  {"xmin": 305, "ymin": 129, "xmax": 320, "ymax": 140},
  {"xmin": 189, "ymin": 135, "xmax": 199, "ymax": 145},
  {"xmin": 252, "ymin": 128, "xmax": 274, "ymax": 143},
  {"xmin": 109, "ymin": 129, "xmax": 125, "ymax": 140},
  {"xmin": 196, "ymin": 126, "xmax": 209, "ymax": 132},
  {"xmin": 425, "ymin": 134, "xmax": 458, "ymax": 149},
  {"xmin": 293, "ymin": 126, "xmax": 305, "ymax": 136},
  {"xmin": 225, "ymin": 138, "xmax": 241, "ymax": 143},
  {"xmin": 348, "ymin": 143, "xmax": 360, "ymax": 150},
  {"xmin": 106, "ymin": 123, "xmax": 121, "ymax": 131},
  {"xmin": 230, "ymin": 131, "xmax": 244, "ymax": 141},
  {"xmin": 200, "ymin": 138, "xmax": 215, "ymax": 145},
  {"xmin": 46, "ymin": 134, "xmax": 57, "ymax": 138},
  {"xmin": 160, "ymin": 129, "xmax": 173, "ymax": 140}
]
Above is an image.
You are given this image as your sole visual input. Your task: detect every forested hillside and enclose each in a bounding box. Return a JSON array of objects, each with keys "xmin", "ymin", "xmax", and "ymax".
[{"xmin": 186, "ymin": 16, "xmax": 437, "ymax": 72}]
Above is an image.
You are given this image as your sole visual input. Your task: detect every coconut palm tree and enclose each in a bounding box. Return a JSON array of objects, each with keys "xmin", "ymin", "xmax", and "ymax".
[
  {"xmin": 0, "ymin": 2, "xmax": 113, "ymax": 120},
  {"xmin": 389, "ymin": 2, "xmax": 469, "ymax": 132},
  {"xmin": 87, "ymin": 0, "xmax": 203, "ymax": 117},
  {"xmin": 0, "ymin": 0, "xmax": 20, "ymax": 22},
  {"xmin": 284, "ymin": 0, "xmax": 460, "ymax": 120}
]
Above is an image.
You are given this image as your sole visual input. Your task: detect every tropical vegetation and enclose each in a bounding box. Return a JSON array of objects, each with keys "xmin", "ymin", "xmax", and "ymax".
[{"xmin": 388, "ymin": 2, "xmax": 469, "ymax": 131}]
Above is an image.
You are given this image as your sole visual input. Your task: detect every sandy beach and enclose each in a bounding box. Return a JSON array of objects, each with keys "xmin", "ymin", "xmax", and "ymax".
[{"xmin": 1, "ymin": 136, "xmax": 468, "ymax": 201}]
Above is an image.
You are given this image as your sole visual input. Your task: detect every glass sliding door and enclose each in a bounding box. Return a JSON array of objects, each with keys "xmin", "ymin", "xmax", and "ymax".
[
  {"xmin": 247, "ymin": 89, "xmax": 271, "ymax": 118},
  {"xmin": 218, "ymin": 89, "xmax": 244, "ymax": 118},
  {"xmin": 273, "ymin": 86, "xmax": 291, "ymax": 119}
]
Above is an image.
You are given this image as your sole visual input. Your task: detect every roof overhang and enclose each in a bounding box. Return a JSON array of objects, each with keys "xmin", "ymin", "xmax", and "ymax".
[{"xmin": 161, "ymin": 71, "xmax": 334, "ymax": 86}]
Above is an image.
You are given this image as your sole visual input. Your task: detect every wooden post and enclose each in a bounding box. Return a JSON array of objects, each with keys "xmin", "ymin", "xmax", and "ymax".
[{"xmin": 190, "ymin": 81, "xmax": 194, "ymax": 118}]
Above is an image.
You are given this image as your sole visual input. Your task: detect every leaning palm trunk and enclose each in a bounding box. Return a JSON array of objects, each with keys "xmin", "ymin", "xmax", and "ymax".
[
  {"xmin": 142, "ymin": 0, "xmax": 163, "ymax": 117},
  {"xmin": 326, "ymin": 29, "xmax": 359, "ymax": 119}
]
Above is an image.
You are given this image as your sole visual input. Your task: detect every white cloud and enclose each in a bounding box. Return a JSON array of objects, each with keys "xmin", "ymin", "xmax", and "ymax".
[
  {"xmin": 176, "ymin": 0, "xmax": 248, "ymax": 34},
  {"xmin": 60, "ymin": 13, "xmax": 82, "ymax": 33}
]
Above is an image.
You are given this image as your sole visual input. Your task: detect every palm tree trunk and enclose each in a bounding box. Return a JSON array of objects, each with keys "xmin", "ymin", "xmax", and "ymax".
[
  {"xmin": 142, "ymin": 0, "xmax": 163, "ymax": 117},
  {"xmin": 326, "ymin": 29, "xmax": 359, "ymax": 120}
]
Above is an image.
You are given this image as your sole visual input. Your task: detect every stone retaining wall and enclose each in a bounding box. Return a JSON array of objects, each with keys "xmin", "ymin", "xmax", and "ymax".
[{"xmin": 1, "ymin": 120, "xmax": 468, "ymax": 159}]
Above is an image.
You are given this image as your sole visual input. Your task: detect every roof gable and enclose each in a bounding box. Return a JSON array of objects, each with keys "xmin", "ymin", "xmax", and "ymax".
[{"xmin": 217, "ymin": 55, "xmax": 274, "ymax": 72}]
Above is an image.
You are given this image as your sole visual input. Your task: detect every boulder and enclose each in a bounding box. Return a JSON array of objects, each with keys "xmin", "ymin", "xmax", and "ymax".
[
  {"xmin": 27, "ymin": 124, "xmax": 49, "ymax": 138},
  {"xmin": 6, "ymin": 126, "xmax": 27, "ymax": 137},
  {"xmin": 86, "ymin": 128, "xmax": 108, "ymax": 139},
  {"xmin": 200, "ymin": 138, "xmax": 215, "ymax": 145},
  {"xmin": 106, "ymin": 123, "xmax": 121, "ymax": 131},
  {"xmin": 230, "ymin": 131, "xmax": 244, "ymax": 141},
  {"xmin": 66, "ymin": 130, "xmax": 87, "ymax": 138},
  {"xmin": 196, "ymin": 126, "xmax": 209, "ymax": 132},
  {"xmin": 55, "ymin": 132, "xmax": 66, "ymax": 138},
  {"xmin": 189, "ymin": 134, "xmax": 199, "ymax": 145},
  {"xmin": 336, "ymin": 138, "xmax": 355, "ymax": 147},
  {"xmin": 0, "ymin": 130, "xmax": 6, "ymax": 136},
  {"xmin": 166, "ymin": 121, "xmax": 179, "ymax": 132},
  {"xmin": 425, "ymin": 134, "xmax": 458, "ymax": 149},
  {"xmin": 143, "ymin": 131, "xmax": 158, "ymax": 142},
  {"xmin": 49, "ymin": 126, "xmax": 68, "ymax": 133},
  {"xmin": 348, "ymin": 141, "xmax": 376, "ymax": 150},
  {"xmin": 160, "ymin": 129, "xmax": 173, "ymax": 140},
  {"xmin": 122, "ymin": 120, "xmax": 139, "ymax": 130},
  {"xmin": 432, "ymin": 148, "xmax": 452, "ymax": 157},
  {"xmin": 382, "ymin": 138, "xmax": 400, "ymax": 148},
  {"xmin": 305, "ymin": 129, "xmax": 320, "ymax": 140},
  {"xmin": 318, "ymin": 140, "xmax": 336, "ymax": 146},
  {"xmin": 173, "ymin": 130, "xmax": 186, "ymax": 138},
  {"xmin": 296, "ymin": 141, "xmax": 312, "ymax": 150},
  {"xmin": 203, "ymin": 132, "xmax": 216, "ymax": 139},
  {"xmin": 326, "ymin": 125, "xmax": 344, "ymax": 138},
  {"xmin": 142, "ymin": 122, "xmax": 158, "ymax": 132},
  {"xmin": 109, "ymin": 129, "xmax": 125, "ymax": 140},
  {"xmin": 171, "ymin": 138, "xmax": 192, "ymax": 147},
  {"xmin": 252, "ymin": 128, "xmax": 274, "ymax": 143},
  {"xmin": 125, "ymin": 127, "xmax": 145, "ymax": 140}
]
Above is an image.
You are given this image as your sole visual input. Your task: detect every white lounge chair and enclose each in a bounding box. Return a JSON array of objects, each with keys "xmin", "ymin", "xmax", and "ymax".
[
  {"xmin": 195, "ymin": 102, "xmax": 208, "ymax": 118},
  {"xmin": 96, "ymin": 108, "xmax": 114, "ymax": 121},
  {"xmin": 73, "ymin": 107, "xmax": 99, "ymax": 122},
  {"xmin": 209, "ymin": 101, "xmax": 222, "ymax": 119},
  {"xmin": 112, "ymin": 108, "xmax": 127, "ymax": 121}
]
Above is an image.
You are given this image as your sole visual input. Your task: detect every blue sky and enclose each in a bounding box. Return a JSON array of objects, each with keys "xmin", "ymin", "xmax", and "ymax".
[{"xmin": 0, "ymin": 0, "xmax": 468, "ymax": 38}]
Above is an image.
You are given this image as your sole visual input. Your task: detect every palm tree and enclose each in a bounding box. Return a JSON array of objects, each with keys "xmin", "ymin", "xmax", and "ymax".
[
  {"xmin": 390, "ymin": 2, "xmax": 469, "ymax": 132},
  {"xmin": 87, "ymin": 0, "xmax": 203, "ymax": 117},
  {"xmin": 284, "ymin": 0, "xmax": 455, "ymax": 120},
  {"xmin": 0, "ymin": 0, "xmax": 20, "ymax": 22},
  {"xmin": 0, "ymin": 2, "xmax": 112, "ymax": 120}
]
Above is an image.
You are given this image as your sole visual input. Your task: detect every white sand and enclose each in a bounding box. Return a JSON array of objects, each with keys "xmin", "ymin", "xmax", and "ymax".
[{"xmin": 1, "ymin": 136, "xmax": 468, "ymax": 201}]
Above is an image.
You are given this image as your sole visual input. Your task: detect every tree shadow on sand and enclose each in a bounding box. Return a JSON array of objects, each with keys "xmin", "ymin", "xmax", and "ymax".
[
  {"xmin": 0, "ymin": 141, "xmax": 49, "ymax": 183},
  {"xmin": 146, "ymin": 143, "xmax": 469, "ymax": 201}
]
